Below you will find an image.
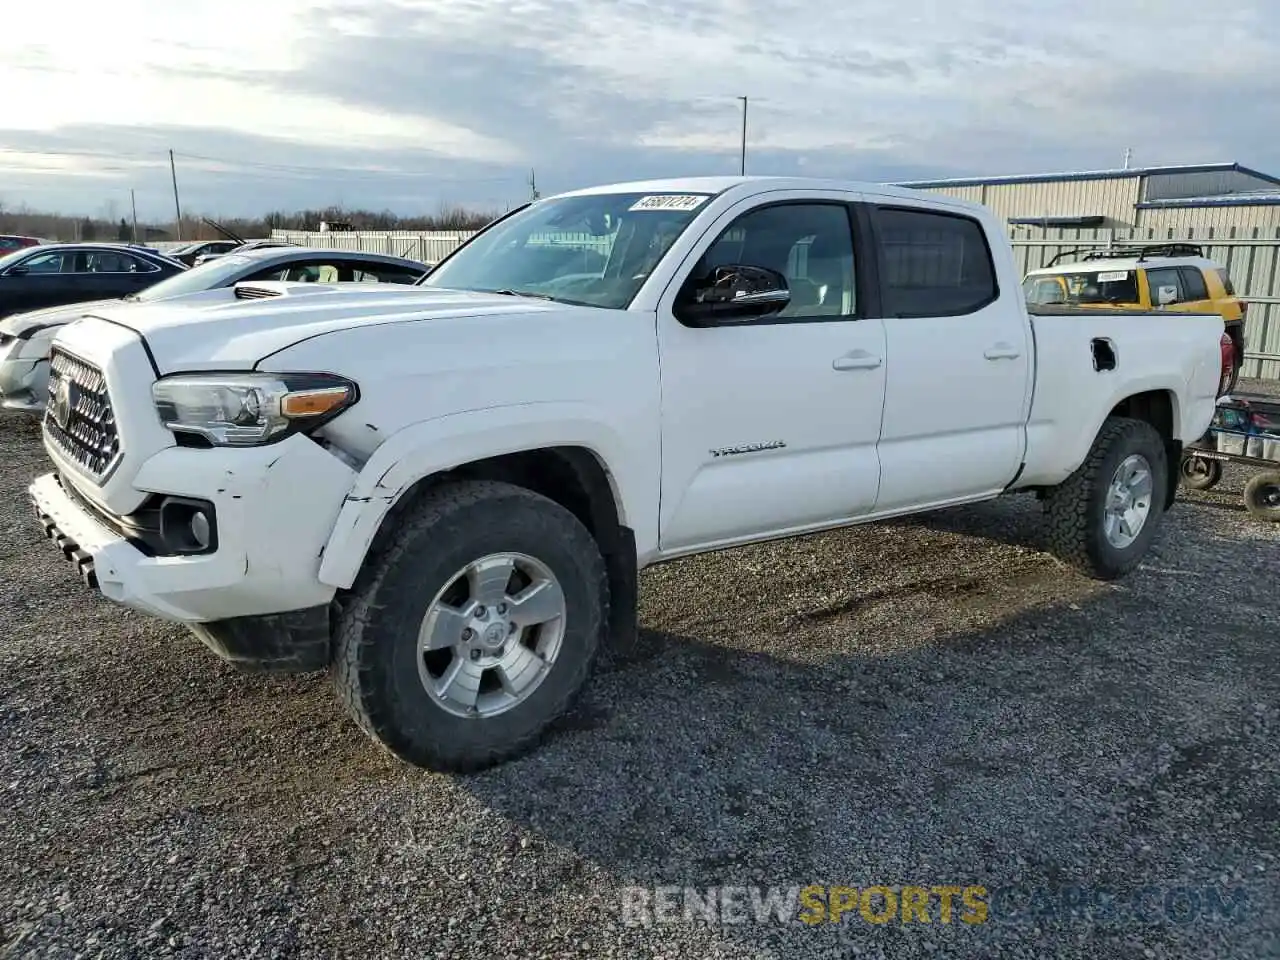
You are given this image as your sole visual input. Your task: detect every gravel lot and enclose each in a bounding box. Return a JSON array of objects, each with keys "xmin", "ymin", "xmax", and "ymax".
[{"xmin": 2, "ymin": 388, "xmax": 1278, "ymax": 960}]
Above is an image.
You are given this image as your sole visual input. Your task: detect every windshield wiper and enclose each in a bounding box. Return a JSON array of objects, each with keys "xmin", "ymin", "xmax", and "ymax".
[{"xmin": 492, "ymin": 289, "xmax": 554, "ymax": 300}]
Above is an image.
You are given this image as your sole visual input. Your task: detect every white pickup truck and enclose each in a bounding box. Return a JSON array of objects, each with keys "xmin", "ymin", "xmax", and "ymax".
[{"xmin": 28, "ymin": 176, "xmax": 1229, "ymax": 771}]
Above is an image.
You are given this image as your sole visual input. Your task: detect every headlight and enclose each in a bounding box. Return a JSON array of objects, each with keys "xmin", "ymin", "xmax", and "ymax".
[{"xmin": 152, "ymin": 372, "xmax": 358, "ymax": 446}]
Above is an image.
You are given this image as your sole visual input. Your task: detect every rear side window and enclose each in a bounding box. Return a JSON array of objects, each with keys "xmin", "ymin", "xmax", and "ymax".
[
  {"xmin": 1178, "ymin": 266, "xmax": 1208, "ymax": 301},
  {"xmin": 873, "ymin": 207, "xmax": 998, "ymax": 317},
  {"xmin": 1216, "ymin": 267, "xmax": 1237, "ymax": 296}
]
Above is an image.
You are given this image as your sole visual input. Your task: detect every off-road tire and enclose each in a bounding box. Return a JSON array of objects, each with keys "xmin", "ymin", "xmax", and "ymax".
[
  {"xmin": 1179, "ymin": 454, "xmax": 1223, "ymax": 491},
  {"xmin": 1043, "ymin": 416, "xmax": 1168, "ymax": 580},
  {"xmin": 1242, "ymin": 471, "xmax": 1280, "ymax": 523},
  {"xmin": 332, "ymin": 480, "xmax": 609, "ymax": 771}
]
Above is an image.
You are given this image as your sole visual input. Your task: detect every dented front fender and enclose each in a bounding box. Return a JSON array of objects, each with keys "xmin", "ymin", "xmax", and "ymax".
[{"xmin": 315, "ymin": 403, "xmax": 648, "ymax": 591}]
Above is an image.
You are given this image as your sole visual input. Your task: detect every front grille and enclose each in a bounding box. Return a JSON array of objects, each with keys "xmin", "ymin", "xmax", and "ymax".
[{"xmin": 44, "ymin": 349, "xmax": 121, "ymax": 479}]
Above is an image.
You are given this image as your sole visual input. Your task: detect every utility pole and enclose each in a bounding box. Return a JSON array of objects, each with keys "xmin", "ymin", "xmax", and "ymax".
[
  {"xmin": 738, "ymin": 96, "xmax": 748, "ymax": 175},
  {"xmin": 1123, "ymin": 147, "xmax": 1132, "ymax": 170},
  {"xmin": 169, "ymin": 149, "xmax": 183, "ymax": 241},
  {"xmin": 130, "ymin": 189, "xmax": 139, "ymax": 243},
  {"xmin": 528, "ymin": 169, "xmax": 540, "ymax": 201}
]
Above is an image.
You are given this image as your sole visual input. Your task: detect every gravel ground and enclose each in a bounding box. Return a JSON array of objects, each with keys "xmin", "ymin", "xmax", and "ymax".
[{"xmin": 2, "ymin": 386, "xmax": 1279, "ymax": 960}]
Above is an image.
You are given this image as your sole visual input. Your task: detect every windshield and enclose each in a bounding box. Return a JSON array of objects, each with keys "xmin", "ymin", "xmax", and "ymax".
[
  {"xmin": 1024, "ymin": 269, "xmax": 1139, "ymax": 305},
  {"xmin": 417, "ymin": 191, "xmax": 714, "ymax": 308},
  {"xmin": 0, "ymin": 247, "xmax": 37, "ymax": 271},
  {"xmin": 130, "ymin": 254, "xmax": 256, "ymax": 302}
]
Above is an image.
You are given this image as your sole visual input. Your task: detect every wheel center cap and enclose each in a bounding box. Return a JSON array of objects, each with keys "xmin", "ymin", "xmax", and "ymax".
[{"xmin": 482, "ymin": 623, "xmax": 507, "ymax": 647}]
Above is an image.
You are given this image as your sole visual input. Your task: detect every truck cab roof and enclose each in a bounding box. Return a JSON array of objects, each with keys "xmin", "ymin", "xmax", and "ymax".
[{"xmin": 554, "ymin": 175, "xmax": 989, "ymax": 214}]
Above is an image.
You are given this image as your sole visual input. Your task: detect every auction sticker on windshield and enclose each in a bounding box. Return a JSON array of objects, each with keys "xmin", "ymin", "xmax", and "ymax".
[
  {"xmin": 1097, "ymin": 271, "xmax": 1129, "ymax": 282},
  {"xmin": 629, "ymin": 195, "xmax": 710, "ymax": 212}
]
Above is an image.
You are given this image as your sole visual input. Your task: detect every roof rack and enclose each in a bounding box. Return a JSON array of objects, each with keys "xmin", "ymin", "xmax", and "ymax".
[{"xmin": 1046, "ymin": 243, "xmax": 1204, "ymax": 267}]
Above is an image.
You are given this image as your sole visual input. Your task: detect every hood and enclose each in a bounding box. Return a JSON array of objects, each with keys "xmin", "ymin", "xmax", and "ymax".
[
  {"xmin": 73, "ymin": 282, "xmax": 564, "ymax": 373},
  {"xmin": 0, "ymin": 299, "xmax": 123, "ymax": 338}
]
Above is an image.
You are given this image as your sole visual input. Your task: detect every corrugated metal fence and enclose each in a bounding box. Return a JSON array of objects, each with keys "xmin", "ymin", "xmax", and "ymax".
[
  {"xmin": 273, "ymin": 224, "xmax": 1280, "ymax": 379},
  {"xmin": 271, "ymin": 230, "xmax": 476, "ymax": 265}
]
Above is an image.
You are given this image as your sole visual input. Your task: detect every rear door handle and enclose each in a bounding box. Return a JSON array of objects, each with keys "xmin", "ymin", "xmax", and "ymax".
[
  {"xmin": 984, "ymin": 342, "xmax": 1021, "ymax": 360},
  {"xmin": 833, "ymin": 350, "xmax": 883, "ymax": 371}
]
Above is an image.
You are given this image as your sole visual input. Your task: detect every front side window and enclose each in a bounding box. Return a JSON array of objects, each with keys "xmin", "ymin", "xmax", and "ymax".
[
  {"xmin": 1145, "ymin": 267, "xmax": 1185, "ymax": 306},
  {"xmin": 874, "ymin": 207, "xmax": 998, "ymax": 317},
  {"xmin": 418, "ymin": 192, "xmax": 714, "ymax": 309},
  {"xmin": 678, "ymin": 203, "xmax": 857, "ymax": 321},
  {"xmin": 10, "ymin": 250, "xmax": 65, "ymax": 274}
]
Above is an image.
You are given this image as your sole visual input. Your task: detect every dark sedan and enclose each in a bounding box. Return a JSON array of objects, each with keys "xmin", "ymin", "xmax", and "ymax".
[
  {"xmin": 0, "ymin": 243, "xmax": 187, "ymax": 319},
  {"xmin": 166, "ymin": 239, "xmax": 242, "ymax": 267},
  {"xmin": 0, "ymin": 246, "xmax": 431, "ymax": 412}
]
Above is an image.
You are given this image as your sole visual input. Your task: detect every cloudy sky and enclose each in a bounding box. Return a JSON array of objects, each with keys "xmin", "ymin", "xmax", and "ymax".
[{"xmin": 2, "ymin": 0, "xmax": 1278, "ymax": 220}]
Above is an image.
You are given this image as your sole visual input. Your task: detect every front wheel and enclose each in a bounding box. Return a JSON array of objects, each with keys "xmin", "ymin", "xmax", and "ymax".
[
  {"xmin": 332, "ymin": 480, "xmax": 608, "ymax": 771},
  {"xmin": 1043, "ymin": 416, "xmax": 1168, "ymax": 580},
  {"xmin": 1243, "ymin": 471, "xmax": 1280, "ymax": 522}
]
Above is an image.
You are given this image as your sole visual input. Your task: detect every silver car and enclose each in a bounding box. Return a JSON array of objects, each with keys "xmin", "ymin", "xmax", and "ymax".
[{"xmin": 0, "ymin": 247, "xmax": 429, "ymax": 414}]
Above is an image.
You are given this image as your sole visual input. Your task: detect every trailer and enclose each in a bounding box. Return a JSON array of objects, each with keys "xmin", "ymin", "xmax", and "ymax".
[{"xmin": 1179, "ymin": 393, "xmax": 1280, "ymax": 522}]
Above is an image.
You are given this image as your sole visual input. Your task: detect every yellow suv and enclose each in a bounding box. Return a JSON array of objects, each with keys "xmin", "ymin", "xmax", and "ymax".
[{"xmin": 1023, "ymin": 243, "xmax": 1245, "ymax": 391}]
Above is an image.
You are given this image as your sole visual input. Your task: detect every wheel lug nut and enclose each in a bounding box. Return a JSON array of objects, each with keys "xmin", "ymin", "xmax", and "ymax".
[
  {"xmin": 496, "ymin": 603, "xmax": 507, "ymax": 615},
  {"xmin": 474, "ymin": 606, "xmax": 487, "ymax": 618},
  {"xmin": 462, "ymin": 628, "xmax": 474, "ymax": 641},
  {"xmin": 470, "ymin": 648, "xmax": 482, "ymax": 661}
]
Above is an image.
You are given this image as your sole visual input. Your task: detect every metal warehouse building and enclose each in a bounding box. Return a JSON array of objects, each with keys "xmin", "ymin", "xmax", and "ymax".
[{"xmin": 898, "ymin": 161, "xmax": 1280, "ymax": 234}]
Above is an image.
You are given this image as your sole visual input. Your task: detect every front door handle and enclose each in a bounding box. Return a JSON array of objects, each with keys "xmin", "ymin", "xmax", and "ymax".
[
  {"xmin": 833, "ymin": 350, "xmax": 883, "ymax": 371},
  {"xmin": 984, "ymin": 342, "xmax": 1021, "ymax": 360}
]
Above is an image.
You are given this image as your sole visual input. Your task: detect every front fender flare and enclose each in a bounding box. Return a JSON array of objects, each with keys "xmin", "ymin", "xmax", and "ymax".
[{"xmin": 316, "ymin": 402, "xmax": 644, "ymax": 590}]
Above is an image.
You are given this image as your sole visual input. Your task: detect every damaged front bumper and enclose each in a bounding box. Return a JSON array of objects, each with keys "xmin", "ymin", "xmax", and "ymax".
[{"xmin": 31, "ymin": 433, "xmax": 357, "ymax": 669}]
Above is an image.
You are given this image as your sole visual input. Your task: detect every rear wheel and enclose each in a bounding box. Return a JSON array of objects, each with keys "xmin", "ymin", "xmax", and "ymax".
[
  {"xmin": 1044, "ymin": 416, "xmax": 1168, "ymax": 580},
  {"xmin": 332, "ymin": 480, "xmax": 608, "ymax": 771},
  {"xmin": 1179, "ymin": 454, "xmax": 1223, "ymax": 491},
  {"xmin": 1243, "ymin": 471, "xmax": 1280, "ymax": 522}
]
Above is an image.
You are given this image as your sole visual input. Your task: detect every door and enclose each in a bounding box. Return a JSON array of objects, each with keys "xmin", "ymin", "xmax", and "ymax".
[
  {"xmin": 35, "ymin": 249, "xmax": 96, "ymax": 311},
  {"xmin": 0, "ymin": 251, "xmax": 41, "ymax": 315},
  {"xmin": 869, "ymin": 202, "xmax": 1031, "ymax": 511},
  {"xmin": 656, "ymin": 194, "xmax": 888, "ymax": 552}
]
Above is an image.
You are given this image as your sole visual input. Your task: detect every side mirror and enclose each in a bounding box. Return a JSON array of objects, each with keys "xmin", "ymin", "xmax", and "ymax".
[
  {"xmin": 4, "ymin": 265, "xmax": 29, "ymax": 277},
  {"xmin": 1157, "ymin": 285, "xmax": 1179, "ymax": 306},
  {"xmin": 676, "ymin": 264, "xmax": 790, "ymax": 326}
]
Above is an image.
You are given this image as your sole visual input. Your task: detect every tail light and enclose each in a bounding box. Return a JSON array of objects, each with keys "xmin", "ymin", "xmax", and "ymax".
[{"xmin": 1218, "ymin": 331, "xmax": 1235, "ymax": 397}]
